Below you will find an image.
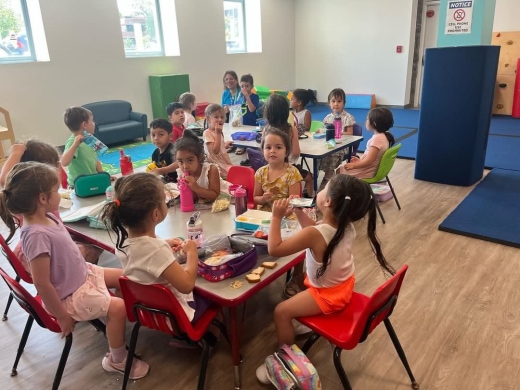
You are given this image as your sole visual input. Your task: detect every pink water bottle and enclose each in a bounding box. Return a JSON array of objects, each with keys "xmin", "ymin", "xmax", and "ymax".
[
  {"xmin": 234, "ymin": 186, "xmax": 247, "ymax": 216},
  {"xmin": 334, "ymin": 113, "xmax": 342, "ymax": 139},
  {"xmin": 178, "ymin": 172, "xmax": 194, "ymax": 212},
  {"xmin": 119, "ymin": 149, "xmax": 134, "ymax": 176}
]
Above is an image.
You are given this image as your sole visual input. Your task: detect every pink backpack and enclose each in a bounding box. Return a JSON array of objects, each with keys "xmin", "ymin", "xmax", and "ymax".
[{"xmin": 264, "ymin": 344, "xmax": 322, "ymax": 389}]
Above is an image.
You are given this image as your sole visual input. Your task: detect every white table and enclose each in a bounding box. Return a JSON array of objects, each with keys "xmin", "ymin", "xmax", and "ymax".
[
  {"xmin": 223, "ymin": 124, "xmax": 363, "ymax": 190},
  {"xmin": 61, "ymin": 194, "xmax": 303, "ymax": 389}
]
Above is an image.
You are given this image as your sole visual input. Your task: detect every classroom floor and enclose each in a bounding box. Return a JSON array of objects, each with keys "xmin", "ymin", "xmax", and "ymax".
[{"xmin": 1, "ymin": 158, "xmax": 519, "ymax": 389}]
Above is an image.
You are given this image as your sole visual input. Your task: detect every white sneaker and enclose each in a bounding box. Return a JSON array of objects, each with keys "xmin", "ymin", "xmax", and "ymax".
[
  {"xmin": 292, "ymin": 319, "xmax": 313, "ymax": 336},
  {"xmin": 256, "ymin": 364, "xmax": 271, "ymax": 384},
  {"xmin": 102, "ymin": 353, "xmax": 150, "ymax": 380}
]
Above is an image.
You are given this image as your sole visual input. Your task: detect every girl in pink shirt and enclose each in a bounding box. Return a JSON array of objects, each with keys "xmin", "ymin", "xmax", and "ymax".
[
  {"xmin": 0, "ymin": 162, "xmax": 149, "ymax": 381},
  {"xmin": 338, "ymin": 107, "xmax": 395, "ymax": 179}
]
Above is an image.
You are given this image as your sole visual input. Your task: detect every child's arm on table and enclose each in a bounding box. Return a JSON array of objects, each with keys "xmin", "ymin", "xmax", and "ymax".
[
  {"xmin": 96, "ymin": 159, "xmax": 116, "ymax": 181},
  {"xmin": 162, "ymin": 240, "xmax": 198, "ymax": 294},
  {"xmin": 31, "ymin": 255, "xmax": 75, "ymax": 337},
  {"xmin": 151, "ymin": 162, "xmax": 179, "ymax": 176},
  {"xmin": 253, "ymin": 178, "xmax": 272, "ymax": 206},
  {"xmin": 342, "ymin": 125, "xmax": 353, "ymax": 135},
  {"xmin": 268, "ymin": 199, "xmax": 325, "ymax": 258}
]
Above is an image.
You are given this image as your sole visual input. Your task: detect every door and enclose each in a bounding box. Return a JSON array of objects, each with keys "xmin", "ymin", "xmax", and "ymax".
[{"xmin": 415, "ymin": 1, "xmax": 440, "ymax": 107}]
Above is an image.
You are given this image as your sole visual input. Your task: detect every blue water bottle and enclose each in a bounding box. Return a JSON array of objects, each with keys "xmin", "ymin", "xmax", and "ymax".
[{"xmin": 83, "ymin": 131, "xmax": 108, "ymax": 155}]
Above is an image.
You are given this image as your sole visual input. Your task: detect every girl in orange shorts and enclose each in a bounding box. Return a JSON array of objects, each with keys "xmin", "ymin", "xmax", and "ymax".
[{"xmin": 256, "ymin": 174, "xmax": 395, "ymax": 383}]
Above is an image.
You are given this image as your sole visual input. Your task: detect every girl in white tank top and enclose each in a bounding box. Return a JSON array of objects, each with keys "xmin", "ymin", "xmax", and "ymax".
[{"xmin": 263, "ymin": 174, "xmax": 395, "ymax": 348}]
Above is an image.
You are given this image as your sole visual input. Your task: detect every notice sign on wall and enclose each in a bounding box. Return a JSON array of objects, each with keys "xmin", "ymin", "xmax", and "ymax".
[{"xmin": 445, "ymin": 1, "xmax": 473, "ymax": 34}]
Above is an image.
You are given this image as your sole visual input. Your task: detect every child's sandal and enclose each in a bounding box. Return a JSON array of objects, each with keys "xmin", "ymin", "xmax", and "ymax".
[{"xmin": 235, "ymin": 148, "xmax": 246, "ymax": 155}]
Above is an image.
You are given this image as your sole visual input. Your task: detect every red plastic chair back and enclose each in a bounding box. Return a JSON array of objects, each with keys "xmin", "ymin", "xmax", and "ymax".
[
  {"xmin": 227, "ymin": 165, "xmax": 255, "ymax": 209},
  {"xmin": 59, "ymin": 165, "xmax": 68, "ymax": 189},
  {"xmin": 0, "ymin": 233, "xmax": 32, "ymax": 284},
  {"xmin": 354, "ymin": 265, "xmax": 408, "ymax": 342},
  {"xmin": 119, "ymin": 276, "xmax": 214, "ymax": 341},
  {"xmin": 0, "ymin": 267, "xmax": 61, "ymax": 333}
]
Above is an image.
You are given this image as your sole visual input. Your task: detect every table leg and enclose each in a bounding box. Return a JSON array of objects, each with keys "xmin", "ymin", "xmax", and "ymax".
[
  {"xmin": 312, "ymin": 158, "xmax": 318, "ymax": 191},
  {"xmin": 229, "ymin": 306, "xmax": 241, "ymax": 390}
]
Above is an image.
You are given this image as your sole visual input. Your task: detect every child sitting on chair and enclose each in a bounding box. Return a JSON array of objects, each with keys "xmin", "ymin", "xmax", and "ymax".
[
  {"xmin": 149, "ymin": 119, "xmax": 178, "ymax": 183},
  {"xmin": 166, "ymin": 102, "xmax": 186, "ymax": 142},
  {"xmin": 202, "ymin": 104, "xmax": 233, "ymax": 179},
  {"xmin": 337, "ymin": 107, "xmax": 395, "ymax": 179},
  {"xmin": 179, "ymin": 92, "xmax": 197, "ymax": 127},
  {"xmin": 60, "ymin": 107, "xmax": 108, "ymax": 187}
]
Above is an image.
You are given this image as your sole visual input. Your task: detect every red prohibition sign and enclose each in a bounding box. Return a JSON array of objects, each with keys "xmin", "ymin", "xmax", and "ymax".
[{"xmin": 454, "ymin": 9, "xmax": 465, "ymax": 21}]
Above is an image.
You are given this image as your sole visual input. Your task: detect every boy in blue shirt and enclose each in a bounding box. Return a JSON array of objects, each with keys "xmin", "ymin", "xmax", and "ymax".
[
  {"xmin": 239, "ymin": 74, "xmax": 259, "ymax": 126},
  {"xmin": 236, "ymin": 74, "xmax": 259, "ymax": 165}
]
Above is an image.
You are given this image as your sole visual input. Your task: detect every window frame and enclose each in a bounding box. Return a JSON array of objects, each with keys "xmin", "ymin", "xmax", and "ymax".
[
  {"xmin": 224, "ymin": 0, "xmax": 248, "ymax": 54},
  {"xmin": 0, "ymin": 0, "xmax": 36, "ymax": 64},
  {"xmin": 118, "ymin": 0, "xmax": 166, "ymax": 58}
]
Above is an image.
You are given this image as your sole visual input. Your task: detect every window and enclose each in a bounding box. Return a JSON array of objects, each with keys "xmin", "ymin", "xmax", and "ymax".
[
  {"xmin": 117, "ymin": 0, "xmax": 165, "ymax": 57},
  {"xmin": 223, "ymin": 0, "xmax": 261, "ymax": 54},
  {"xmin": 0, "ymin": 0, "xmax": 36, "ymax": 63},
  {"xmin": 224, "ymin": 0, "xmax": 246, "ymax": 53}
]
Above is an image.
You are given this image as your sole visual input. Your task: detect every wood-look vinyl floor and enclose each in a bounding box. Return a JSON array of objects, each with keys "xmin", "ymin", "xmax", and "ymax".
[{"xmin": 1, "ymin": 158, "xmax": 519, "ymax": 390}]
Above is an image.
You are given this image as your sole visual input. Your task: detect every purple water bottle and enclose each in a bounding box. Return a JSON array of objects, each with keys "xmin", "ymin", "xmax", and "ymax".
[
  {"xmin": 178, "ymin": 172, "xmax": 194, "ymax": 212},
  {"xmin": 334, "ymin": 113, "xmax": 342, "ymax": 139},
  {"xmin": 234, "ymin": 186, "xmax": 247, "ymax": 216}
]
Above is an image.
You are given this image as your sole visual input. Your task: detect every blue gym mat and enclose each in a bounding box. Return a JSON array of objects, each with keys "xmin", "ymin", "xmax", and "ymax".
[
  {"xmin": 489, "ymin": 115, "xmax": 520, "ymax": 136},
  {"xmin": 439, "ymin": 169, "xmax": 520, "ymax": 248},
  {"xmin": 484, "ymin": 135, "xmax": 520, "ymax": 171}
]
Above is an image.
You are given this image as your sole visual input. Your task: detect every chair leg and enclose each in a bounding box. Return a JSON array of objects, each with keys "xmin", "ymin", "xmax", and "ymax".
[
  {"xmin": 368, "ymin": 185, "xmax": 385, "ymax": 224},
  {"xmin": 197, "ymin": 338, "xmax": 210, "ymax": 390},
  {"xmin": 52, "ymin": 333, "xmax": 73, "ymax": 390},
  {"xmin": 11, "ymin": 315, "xmax": 34, "ymax": 376},
  {"xmin": 212, "ymin": 318, "xmax": 230, "ymax": 347},
  {"xmin": 386, "ymin": 176, "xmax": 401, "ymax": 210},
  {"xmin": 3, "ymin": 291, "xmax": 14, "ymax": 321},
  {"xmin": 333, "ymin": 347, "xmax": 353, "ymax": 390},
  {"xmin": 89, "ymin": 319, "xmax": 107, "ymax": 336},
  {"xmin": 384, "ymin": 319, "xmax": 419, "ymax": 389},
  {"xmin": 301, "ymin": 332, "xmax": 321, "ymax": 354},
  {"xmin": 122, "ymin": 323, "xmax": 141, "ymax": 390},
  {"xmin": 3, "ymin": 276, "xmax": 20, "ymax": 321}
]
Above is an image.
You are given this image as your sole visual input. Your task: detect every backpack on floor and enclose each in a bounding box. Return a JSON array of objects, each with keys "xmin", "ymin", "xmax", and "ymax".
[{"xmin": 265, "ymin": 344, "xmax": 322, "ymax": 390}]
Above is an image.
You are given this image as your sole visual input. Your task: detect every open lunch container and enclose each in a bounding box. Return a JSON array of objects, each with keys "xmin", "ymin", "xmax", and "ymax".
[{"xmin": 234, "ymin": 209, "xmax": 273, "ymax": 231}]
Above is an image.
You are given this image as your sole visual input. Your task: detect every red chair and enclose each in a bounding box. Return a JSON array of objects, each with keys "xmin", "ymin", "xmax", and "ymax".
[
  {"xmin": 0, "ymin": 267, "xmax": 105, "ymax": 389},
  {"xmin": 119, "ymin": 277, "xmax": 223, "ymax": 390},
  {"xmin": 227, "ymin": 165, "xmax": 255, "ymax": 209},
  {"xmin": 59, "ymin": 165, "xmax": 68, "ymax": 189},
  {"xmin": 0, "ymin": 233, "xmax": 33, "ymax": 321},
  {"xmin": 297, "ymin": 265, "xmax": 419, "ymax": 390}
]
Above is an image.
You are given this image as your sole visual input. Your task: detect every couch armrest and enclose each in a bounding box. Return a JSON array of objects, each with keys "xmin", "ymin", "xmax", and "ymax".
[{"xmin": 129, "ymin": 111, "xmax": 148, "ymax": 137}]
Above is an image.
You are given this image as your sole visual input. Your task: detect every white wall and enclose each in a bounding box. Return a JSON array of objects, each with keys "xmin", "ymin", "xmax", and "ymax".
[
  {"xmin": 493, "ymin": 0, "xmax": 520, "ymax": 31},
  {"xmin": 295, "ymin": 0, "xmax": 520, "ymax": 107},
  {"xmin": 295, "ymin": 0, "xmax": 416, "ymax": 106},
  {"xmin": 0, "ymin": 0, "xmax": 295, "ymax": 146}
]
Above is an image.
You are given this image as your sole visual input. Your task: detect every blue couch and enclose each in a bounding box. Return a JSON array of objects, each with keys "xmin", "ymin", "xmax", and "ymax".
[{"xmin": 82, "ymin": 100, "xmax": 147, "ymax": 145}]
